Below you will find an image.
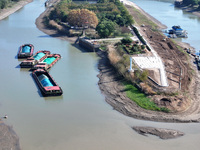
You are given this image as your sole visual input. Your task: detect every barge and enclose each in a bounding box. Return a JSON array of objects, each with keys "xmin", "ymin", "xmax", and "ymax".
[
  {"xmin": 20, "ymin": 50, "xmax": 50, "ymax": 68},
  {"xmin": 32, "ymin": 54, "xmax": 61, "ymax": 70},
  {"xmin": 32, "ymin": 69, "xmax": 63, "ymax": 96},
  {"xmin": 18, "ymin": 44, "xmax": 34, "ymax": 58}
]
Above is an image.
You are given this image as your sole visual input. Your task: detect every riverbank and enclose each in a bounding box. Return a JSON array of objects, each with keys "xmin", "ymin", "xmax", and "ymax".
[
  {"xmin": 35, "ymin": 0, "xmax": 77, "ymax": 43},
  {"xmin": 0, "ymin": 121, "xmax": 21, "ymax": 150},
  {"xmin": 0, "ymin": 0, "xmax": 33, "ymax": 21},
  {"xmin": 34, "ymin": 0, "xmax": 200, "ymax": 123}
]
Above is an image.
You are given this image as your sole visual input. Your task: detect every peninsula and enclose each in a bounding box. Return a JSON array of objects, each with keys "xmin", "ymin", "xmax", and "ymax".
[{"xmin": 35, "ymin": 0, "xmax": 200, "ymax": 123}]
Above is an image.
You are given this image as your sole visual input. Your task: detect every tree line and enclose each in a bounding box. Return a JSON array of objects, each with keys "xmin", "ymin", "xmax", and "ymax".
[
  {"xmin": 48, "ymin": 0, "xmax": 134, "ymax": 38},
  {"xmin": 0, "ymin": 0, "xmax": 20, "ymax": 9},
  {"xmin": 182, "ymin": 0, "xmax": 200, "ymax": 7}
]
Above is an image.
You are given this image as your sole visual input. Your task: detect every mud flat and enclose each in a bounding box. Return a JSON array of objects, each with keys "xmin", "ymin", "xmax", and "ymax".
[
  {"xmin": 0, "ymin": 121, "xmax": 21, "ymax": 150},
  {"xmin": 132, "ymin": 126, "xmax": 184, "ymax": 139}
]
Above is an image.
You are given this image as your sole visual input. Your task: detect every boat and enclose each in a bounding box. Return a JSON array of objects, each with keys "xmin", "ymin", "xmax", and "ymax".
[
  {"xmin": 18, "ymin": 44, "xmax": 34, "ymax": 58},
  {"xmin": 20, "ymin": 50, "xmax": 50, "ymax": 68},
  {"xmin": 32, "ymin": 69, "xmax": 63, "ymax": 96},
  {"xmin": 168, "ymin": 25, "xmax": 187, "ymax": 38},
  {"xmin": 32, "ymin": 54, "xmax": 61, "ymax": 70}
]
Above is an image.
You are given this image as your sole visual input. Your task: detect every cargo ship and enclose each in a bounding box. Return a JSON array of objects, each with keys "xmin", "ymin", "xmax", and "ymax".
[
  {"xmin": 20, "ymin": 50, "xmax": 50, "ymax": 68},
  {"xmin": 32, "ymin": 54, "xmax": 61, "ymax": 70},
  {"xmin": 32, "ymin": 69, "xmax": 63, "ymax": 96},
  {"xmin": 18, "ymin": 44, "xmax": 34, "ymax": 58}
]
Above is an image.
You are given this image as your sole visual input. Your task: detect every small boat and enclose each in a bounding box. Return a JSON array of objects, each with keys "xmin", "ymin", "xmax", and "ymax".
[
  {"xmin": 168, "ymin": 25, "xmax": 187, "ymax": 38},
  {"xmin": 20, "ymin": 50, "xmax": 50, "ymax": 68},
  {"xmin": 32, "ymin": 54, "xmax": 61, "ymax": 70},
  {"xmin": 32, "ymin": 69, "xmax": 63, "ymax": 96},
  {"xmin": 18, "ymin": 44, "xmax": 34, "ymax": 58}
]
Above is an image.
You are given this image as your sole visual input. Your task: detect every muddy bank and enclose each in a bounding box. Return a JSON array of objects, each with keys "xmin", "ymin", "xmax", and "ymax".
[
  {"xmin": 0, "ymin": 0, "xmax": 33, "ymax": 21},
  {"xmin": 35, "ymin": 0, "xmax": 200, "ymax": 122},
  {"xmin": 132, "ymin": 126, "xmax": 184, "ymax": 139},
  {"xmin": 35, "ymin": 0, "xmax": 77, "ymax": 43},
  {"xmin": 97, "ymin": 49, "xmax": 200, "ymax": 123},
  {"xmin": 0, "ymin": 121, "xmax": 21, "ymax": 150}
]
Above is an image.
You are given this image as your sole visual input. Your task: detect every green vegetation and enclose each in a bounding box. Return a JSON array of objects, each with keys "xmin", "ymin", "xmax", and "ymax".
[
  {"xmin": 182, "ymin": 0, "xmax": 200, "ymax": 10},
  {"xmin": 0, "ymin": 0, "xmax": 20, "ymax": 9},
  {"xmin": 124, "ymin": 81, "xmax": 169, "ymax": 112},
  {"xmin": 48, "ymin": 0, "xmax": 134, "ymax": 37},
  {"xmin": 121, "ymin": 37, "xmax": 133, "ymax": 44},
  {"xmin": 118, "ymin": 37, "xmax": 146, "ymax": 55},
  {"xmin": 96, "ymin": 20, "xmax": 116, "ymax": 38},
  {"xmin": 183, "ymin": 0, "xmax": 200, "ymax": 6},
  {"xmin": 131, "ymin": 7, "xmax": 157, "ymax": 29}
]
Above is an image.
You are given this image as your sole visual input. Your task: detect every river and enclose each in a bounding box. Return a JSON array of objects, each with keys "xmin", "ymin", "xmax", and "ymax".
[
  {"xmin": 0, "ymin": 0, "xmax": 200, "ymax": 150},
  {"xmin": 132, "ymin": 0, "xmax": 200, "ymax": 53}
]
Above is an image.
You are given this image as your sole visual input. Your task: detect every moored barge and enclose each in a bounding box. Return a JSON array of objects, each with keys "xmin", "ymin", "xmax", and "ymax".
[
  {"xmin": 32, "ymin": 54, "xmax": 61, "ymax": 70},
  {"xmin": 18, "ymin": 44, "xmax": 34, "ymax": 58},
  {"xmin": 32, "ymin": 69, "xmax": 63, "ymax": 96},
  {"xmin": 20, "ymin": 50, "xmax": 50, "ymax": 68}
]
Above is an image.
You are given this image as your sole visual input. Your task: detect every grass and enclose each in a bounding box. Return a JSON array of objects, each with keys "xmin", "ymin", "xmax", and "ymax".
[
  {"xmin": 123, "ymin": 81, "xmax": 170, "ymax": 112},
  {"xmin": 131, "ymin": 7, "xmax": 158, "ymax": 29}
]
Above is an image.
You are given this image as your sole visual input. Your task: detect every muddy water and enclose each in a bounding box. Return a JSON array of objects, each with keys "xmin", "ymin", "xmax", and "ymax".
[{"xmin": 0, "ymin": 0, "xmax": 200, "ymax": 150}]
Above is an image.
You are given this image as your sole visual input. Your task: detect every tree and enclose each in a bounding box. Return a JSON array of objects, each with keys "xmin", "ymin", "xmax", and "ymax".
[
  {"xmin": 183, "ymin": 0, "xmax": 200, "ymax": 6},
  {"xmin": 0, "ymin": 0, "xmax": 9, "ymax": 9},
  {"xmin": 96, "ymin": 20, "xmax": 116, "ymax": 38},
  {"xmin": 67, "ymin": 9, "xmax": 98, "ymax": 28},
  {"xmin": 121, "ymin": 37, "xmax": 133, "ymax": 44},
  {"xmin": 191, "ymin": 0, "xmax": 199, "ymax": 6}
]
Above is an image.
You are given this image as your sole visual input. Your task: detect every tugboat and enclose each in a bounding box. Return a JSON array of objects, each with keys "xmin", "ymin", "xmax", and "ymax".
[{"xmin": 168, "ymin": 25, "xmax": 187, "ymax": 38}]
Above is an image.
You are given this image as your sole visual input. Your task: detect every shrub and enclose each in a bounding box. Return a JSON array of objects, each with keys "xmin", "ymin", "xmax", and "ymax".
[{"xmin": 121, "ymin": 37, "xmax": 133, "ymax": 44}]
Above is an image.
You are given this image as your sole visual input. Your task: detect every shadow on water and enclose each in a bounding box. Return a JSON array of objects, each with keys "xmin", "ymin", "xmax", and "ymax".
[
  {"xmin": 71, "ymin": 43, "xmax": 95, "ymax": 53},
  {"xmin": 29, "ymin": 73, "xmax": 44, "ymax": 98},
  {"xmin": 29, "ymin": 72, "xmax": 64, "ymax": 100},
  {"xmin": 38, "ymin": 35, "xmax": 51, "ymax": 38}
]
